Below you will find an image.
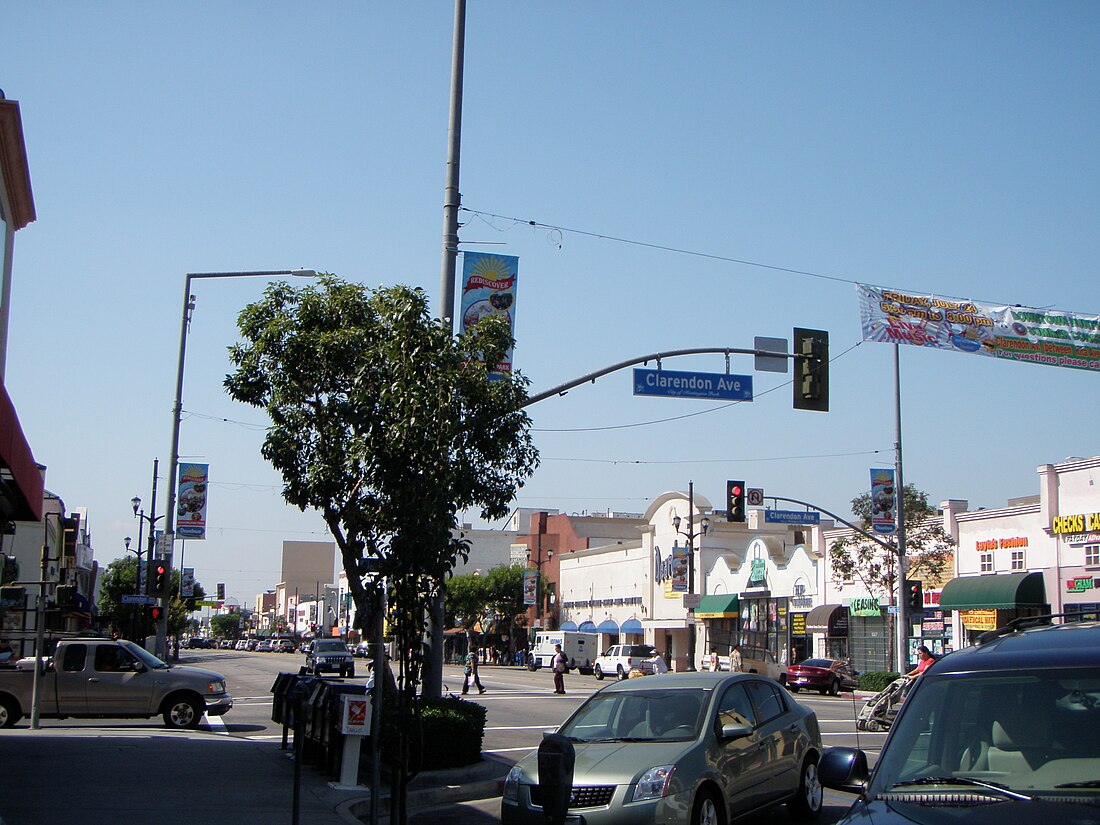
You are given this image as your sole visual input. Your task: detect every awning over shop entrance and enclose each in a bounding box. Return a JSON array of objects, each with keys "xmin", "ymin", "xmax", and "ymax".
[
  {"xmin": 620, "ymin": 619, "xmax": 643, "ymax": 634},
  {"xmin": 559, "ymin": 621, "xmax": 578, "ymax": 631},
  {"xmin": 596, "ymin": 619, "xmax": 619, "ymax": 634},
  {"xmin": 694, "ymin": 594, "xmax": 739, "ymax": 619},
  {"xmin": 0, "ymin": 382, "xmax": 42, "ymax": 521},
  {"xmin": 578, "ymin": 621, "xmax": 597, "ymax": 632},
  {"xmin": 938, "ymin": 572, "xmax": 1047, "ymax": 611},
  {"xmin": 805, "ymin": 603, "xmax": 845, "ymax": 633}
]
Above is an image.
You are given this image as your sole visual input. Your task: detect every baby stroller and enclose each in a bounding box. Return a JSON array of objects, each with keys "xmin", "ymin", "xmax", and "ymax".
[{"xmin": 855, "ymin": 677, "xmax": 910, "ymax": 731}]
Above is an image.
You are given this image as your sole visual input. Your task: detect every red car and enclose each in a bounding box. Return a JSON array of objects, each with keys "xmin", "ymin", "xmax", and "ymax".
[{"xmin": 786, "ymin": 657, "xmax": 860, "ymax": 696}]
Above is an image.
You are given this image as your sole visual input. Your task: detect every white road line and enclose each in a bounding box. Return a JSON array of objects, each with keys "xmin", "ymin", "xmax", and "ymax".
[{"xmin": 205, "ymin": 713, "xmax": 230, "ymax": 735}]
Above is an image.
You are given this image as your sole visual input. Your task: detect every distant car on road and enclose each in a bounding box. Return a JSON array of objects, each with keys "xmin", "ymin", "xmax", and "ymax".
[
  {"xmin": 272, "ymin": 639, "xmax": 296, "ymax": 654},
  {"xmin": 786, "ymin": 658, "xmax": 860, "ymax": 696},
  {"xmin": 305, "ymin": 639, "xmax": 355, "ymax": 677},
  {"xmin": 255, "ymin": 640, "xmax": 274, "ymax": 653},
  {"xmin": 502, "ymin": 671, "xmax": 823, "ymax": 824},
  {"xmin": 593, "ymin": 644, "xmax": 658, "ymax": 681}
]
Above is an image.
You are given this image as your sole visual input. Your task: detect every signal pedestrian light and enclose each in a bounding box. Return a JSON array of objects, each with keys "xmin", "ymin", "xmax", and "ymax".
[
  {"xmin": 151, "ymin": 606, "xmax": 163, "ymax": 621},
  {"xmin": 906, "ymin": 579, "xmax": 924, "ymax": 612},
  {"xmin": 793, "ymin": 328, "xmax": 829, "ymax": 412},
  {"xmin": 727, "ymin": 481, "xmax": 746, "ymax": 523},
  {"xmin": 153, "ymin": 561, "xmax": 169, "ymax": 596},
  {"xmin": 216, "ymin": 582, "xmax": 225, "ymax": 601}
]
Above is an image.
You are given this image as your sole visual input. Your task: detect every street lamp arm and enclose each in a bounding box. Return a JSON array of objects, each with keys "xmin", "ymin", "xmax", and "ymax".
[{"xmin": 767, "ymin": 495, "xmax": 897, "ymax": 554}]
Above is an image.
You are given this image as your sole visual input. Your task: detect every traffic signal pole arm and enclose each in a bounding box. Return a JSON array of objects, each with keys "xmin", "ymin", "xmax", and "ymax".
[
  {"xmin": 522, "ymin": 346, "xmax": 792, "ymax": 409},
  {"xmin": 767, "ymin": 495, "xmax": 898, "ymax": 554}
]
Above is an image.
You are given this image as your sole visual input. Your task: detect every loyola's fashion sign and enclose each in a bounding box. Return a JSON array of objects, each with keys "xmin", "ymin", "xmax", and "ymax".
[{"xmin": 857, "ymin": 284, "xmax": 1100, "ymax": 372}]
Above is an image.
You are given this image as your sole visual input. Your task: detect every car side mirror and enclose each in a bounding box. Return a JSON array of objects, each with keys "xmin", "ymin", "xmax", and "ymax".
[
  {"xmin": 719, "ymin": 721, "xmax": 753, "ymax": 741},
  {"xmin": 818, "ymin": 747, "xmax": 870, "ymax": 794}
]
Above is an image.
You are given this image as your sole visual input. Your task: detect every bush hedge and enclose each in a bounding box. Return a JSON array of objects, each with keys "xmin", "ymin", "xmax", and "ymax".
[
  {"xmin": 417, "ymin": 695, "xmax": 487, "ymax": 770},
  {"xmin": 858, "ymin": 671, "xmax": 902, "ymax": 693}
]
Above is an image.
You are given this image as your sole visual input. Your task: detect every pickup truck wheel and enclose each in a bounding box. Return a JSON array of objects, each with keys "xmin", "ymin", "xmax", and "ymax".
[
  {"xmin": 162, "ymin": 694, "xmax": 203, "ymax": 729},
  {"xmin": 0, "ymin": 696, "xmax": 21, "ymax": 728},
  {"xmin": 344, "ymin": 665, "xmax": 355, "ymax": 678},
  {"xmin": 594, "ymin": 664, "xmax": 604, "ymax": 680}
]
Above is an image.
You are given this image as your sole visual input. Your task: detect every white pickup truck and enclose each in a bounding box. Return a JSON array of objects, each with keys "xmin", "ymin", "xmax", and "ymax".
[{"xmin": 0, "ymin": 637, "xmax": 233, "ymax": 729}]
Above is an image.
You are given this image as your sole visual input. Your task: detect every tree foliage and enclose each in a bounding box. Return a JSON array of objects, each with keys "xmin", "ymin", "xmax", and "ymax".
[
  {"xmin": 829, "ymin": 483, "xmax": 955, "ymax": 598},
  {"xmin": 445, "ymin": 564, "xmax": 541, "ymax": 654},
  {"xmin": 97, "ymin": 556, "xmax": 205, "ymax": 642},
  {"xmin": 210, "ymin": 613, "xmax": 242, "ymax": 640},
  {"xmin": 224, "ymin": 277, "xmax": 538, "ymax": 819}
]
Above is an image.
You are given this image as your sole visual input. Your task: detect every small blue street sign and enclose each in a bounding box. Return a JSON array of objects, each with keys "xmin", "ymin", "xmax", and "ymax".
[
  {"xmin": 763, "ymin": 509, "xmax": 821, "ymax": 525},
  {"xmin": 121, "ymin": 594, "xmax": 157, "ymax": 606},
  {"xmin": 633, "ymin": 368, "xmax": 753, "ymax": 401}
]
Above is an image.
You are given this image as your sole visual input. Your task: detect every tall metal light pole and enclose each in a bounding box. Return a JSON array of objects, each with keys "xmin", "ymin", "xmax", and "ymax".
[
  {"xmin": 672, "ymin": 482, "xmax": 709, "ymax": 672},
  {"xmin": 425, "ymin": 0, "xmax": 467, "ymax": 705},
  {"xmin": 160, "ymin": 269, "xmax": 317, "ymax": 660}
]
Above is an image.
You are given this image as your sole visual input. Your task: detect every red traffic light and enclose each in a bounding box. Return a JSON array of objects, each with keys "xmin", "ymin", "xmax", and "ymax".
[
  {"xmin": 731, "ymin": 485, "xmax": 743, "ymax": 496},
  {"xmin": 155, "ymin": 564, "xmax": 166, "ymax": 576},
  {"xmin": 151, "ymin": 606, "xmax": 162, "ymax": 620}
]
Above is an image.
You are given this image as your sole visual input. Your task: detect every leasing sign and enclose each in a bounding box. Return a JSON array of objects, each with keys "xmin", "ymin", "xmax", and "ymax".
[{"xmin": 857, "ymin": 284, "xmax": 1100, "ymax": 373}]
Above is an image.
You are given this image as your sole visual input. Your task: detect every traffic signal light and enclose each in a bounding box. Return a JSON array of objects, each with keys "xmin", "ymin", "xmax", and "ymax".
[
  {"xmin": 153, "ymin": 561, "xmax": 169, "ymax": 596},
  {"xmin": 727, "ymin": 480, "xmax": 746, "ymax": 523},
  {"xmin": 54, "ymin": 584, "xmax": 76, "ymax": 608},
  {"xmin": 906, "ymin": 579, "xmax": 924, "ymax": 612},
  {"xmin": 216, "ymin": 582, "xmax": 225, "ymax": 600},
  {"xmin": 793, "ymin": 328, "xmax": 829, "ymax": 412},
  {"xmin": 151, "ymin": 605, "xmax": 163, "ymax": 621}
]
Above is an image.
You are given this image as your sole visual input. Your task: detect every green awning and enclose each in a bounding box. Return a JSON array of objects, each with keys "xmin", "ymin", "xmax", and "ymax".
[
  {"xmin": 938, "ymin": 572, "xmax": 1047, "ymax": 611},
  {"xmin": 695, "ymin": 594, "xmax": 739, "ymax": 618}
]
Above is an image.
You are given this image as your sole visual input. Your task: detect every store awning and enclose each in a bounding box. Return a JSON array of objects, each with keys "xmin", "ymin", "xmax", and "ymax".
[
  {"xmin": 596, "ymin": 619, "xmax": 619, "ymax": 634},
  {"xmin": 578, "ymin": 621, "xmax": 597, "ymax": 632},
  {"xmin": 694, "ymin": 594, "xmax": 740, "ymax": 619},
  {"xmin": 620, "ymin": 619, "xmax": 643, "ymax": 634},
  {"xmin": 806, "ymin": 604, "xmax": 845, "ymax": 633},
  {"xmin": 0, "ymin": 381, "xmax": 42, "ymax": 521},
  {"xmin": 938, "ymin": 572, "xmax": 1047, "ymax": 611},
  {"xmin": 559, "ymin": 621, "xmax": 578, "ymax": 631}
]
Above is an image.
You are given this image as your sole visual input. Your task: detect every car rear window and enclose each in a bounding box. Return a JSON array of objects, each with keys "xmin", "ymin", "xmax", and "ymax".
[
  {"xmin": 626, "ymin": 646, "xmax": 655, "ymax": 657},
  {"xmin": 800, "ymin": 658, "xmax": 834, "ymax": 668}
]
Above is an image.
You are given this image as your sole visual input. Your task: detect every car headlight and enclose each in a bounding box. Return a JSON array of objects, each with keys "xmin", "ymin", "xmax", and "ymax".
[
  {"xmin": 632, "ymin": 765, "xmax": 675, "ymax": 802},
  {"xmin": 503, "ymin": 765, "xmax": 523, "ymax": 802},
  {"xmin": 207, "ymin": 680, "xmax": 226, "ymax": 695}
]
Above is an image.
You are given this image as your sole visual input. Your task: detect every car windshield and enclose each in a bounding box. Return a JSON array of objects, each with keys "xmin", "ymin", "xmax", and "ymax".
[
  {"xmin": 119, "ymin": 640, "xmax": 168, "ymax": 670},
  {"xmin": 559, "ymin": 688, "xmax": 708, "ymax": 742},
  {"xmin": 870, "ymin": 667, "xmax": 1100, "ymax": 797},
  {"xmin": 314, "ymin": 641, "xmax": 345, "ymax": 652}
]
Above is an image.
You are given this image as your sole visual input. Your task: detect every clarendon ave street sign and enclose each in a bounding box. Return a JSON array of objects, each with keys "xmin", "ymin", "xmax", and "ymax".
[
  {"xmin": 633, "ymin": 368, "xmax": 753, "ymax": 401},
  {"xmin": 764, "ymin": 510, "xmax": 821, "ymax": 525}
]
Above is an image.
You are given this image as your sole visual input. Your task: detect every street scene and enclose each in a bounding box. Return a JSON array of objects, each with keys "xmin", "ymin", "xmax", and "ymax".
[{"xmin": 2, "ymin": 4, "xmax": 1100, "ymax": 825}]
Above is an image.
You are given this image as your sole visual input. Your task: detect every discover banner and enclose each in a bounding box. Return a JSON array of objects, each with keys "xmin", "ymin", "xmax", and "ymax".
[
  {"xmin": 857, "ymin": 284, "xmax": 1100, "ymax": 373},
  {"xmin": 460, "ymin": 251, "xmax": 518, "ymax": 379}
]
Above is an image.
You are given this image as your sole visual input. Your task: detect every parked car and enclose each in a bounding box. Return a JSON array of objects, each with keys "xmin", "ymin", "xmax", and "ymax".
[
  {"xmin": 593, "ymin": 644, "xmax": 658, "ymax": 681},
  {"xmin": 234, "ymin": 640, "xmax": 248, "ymax": 651},
  {"xmin": 219, "ymin": 640, "xmax": 234, "ymax": 650},
  {"xmin": 786, "ymin": 658, "xmax": 860, "ymax": 696},
  {"xmin": 305, "ymin": 639, "xmax": 355, "ymax": 677},
  {"xmin": 272, "ymin": 639, "xmax": 296, "ymax": 654},
  {"xmin": 819, "ymin": 618, "xmax": 1100, "ymax": 824},
  {"xmin": 353, "ymin": 642, "xmax": 372, "ymax": 658},
  {"xmin": 255, "ymin": 640, "xmax": 274, "ymax": 653},
  {"xmin": 502, "ymin": 671, "xmax": 823, "ymax": 824}
]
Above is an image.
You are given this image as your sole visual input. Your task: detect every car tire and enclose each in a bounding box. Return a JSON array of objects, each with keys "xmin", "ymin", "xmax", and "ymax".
[
  {"xmin": 829, "ymin": 679, "xmax": 840, "ymax": 697},
  {"xmin": 616, "ymin": 665, "xmax": 626, "ymax": 681},
  {"xmin": 0, "ymin": 695, "xmax": 22, "ymax": 728},
  {"xmin": 594, "ymin": 665, "xmax": 604, "ymax": 681},
  {"xmin": 162, "ymin": 694, "xmax": 203, "ymax": 729},
  {"xmin": 691, "ymin": 788, "xmax": 726, "ymax": 825},
  {"xmin": 345, "ymin": 665, "xmax": 355, "ymax": 678},
  {"xmin": 789, "ymin": 684, "xmax": 800, "ymax": 693},
  {"xmin": 787, "ymin": 755, "xmax": 823, "ymax": 820}
]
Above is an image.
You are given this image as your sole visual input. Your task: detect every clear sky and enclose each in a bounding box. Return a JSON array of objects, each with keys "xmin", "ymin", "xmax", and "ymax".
[{"xmin": 4, "ymin": 3, "xmax": 1099, "ymax": 606}]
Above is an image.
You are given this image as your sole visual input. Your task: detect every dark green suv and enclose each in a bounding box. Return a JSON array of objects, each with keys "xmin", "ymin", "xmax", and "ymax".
[{"xmin": 820, "ymin": 618, "xmax": 1100, "ymax": 823}]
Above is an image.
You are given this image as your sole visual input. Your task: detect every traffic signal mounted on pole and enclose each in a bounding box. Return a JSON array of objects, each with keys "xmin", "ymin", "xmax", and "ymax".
[
  {"xmin": 217, "ymin": 582, "xmax": 225, "ymax": 601},
  {"xmin": 727, "ymin": 481, "xmax": 746, "ymax": 523},
  {"xmin": 793, "ymin": 328, "xmax": 829, "ymax": 412},
  {"xmin": 151, "ymin": 605, "xmax": 163, "ymax": 621},
  {"xmin": 153, "ymin": 560, "xmax": 169, "ymax": 596},
  {"xmin": 906, "ymin": 579, "xmax": 924, "ymax": 612}
]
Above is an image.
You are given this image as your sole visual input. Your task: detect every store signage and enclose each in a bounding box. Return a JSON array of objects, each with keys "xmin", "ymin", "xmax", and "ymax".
[
  {"xmin": 764, "ymin": 509, "xmax": 820, "ymax": 525},
  {"xmin": 1066, "ymin": 576, "xmax": 1100, "ymax": 593},
  {"xmin": 975, "ymin": 536, "xmax": 1029, "ymax": 551},
  {"xmin": 960, "ymin": 608, "xmax": 999, "ymax": 631},
  {"xmin": 791, "ymin": 613, "xmax": 806, "ymax": 635},
  {"xmin": 1053, "ymin": 513, "xmax": 1100, "ymax": 534},
  {"xmin": 849, "ymin": 597, "xmax": 881, "ymax": 617},
  {"xmin": 633, "ymin": 368, "xmax": 753, "ymax": 401},
  {"xmin": 654, "ymin": 544, "xmax": 688, "ymax": 596},
  {"xmin": 921, "ymin": 610, "xmax": 945, "ymax": 636}
]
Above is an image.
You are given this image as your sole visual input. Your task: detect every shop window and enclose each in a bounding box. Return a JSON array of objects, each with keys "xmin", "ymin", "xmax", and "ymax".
[
  {"xmin": 1010, "ymin": 549, "xmax": 1025, "ymax": 571},
  {"xmin": 1086, "ymin": 544, "xmax": 1100, "ymax": 568},
  {"xmin": 979, "ymin": 552, "xmax": 994, "ymax": 573}
]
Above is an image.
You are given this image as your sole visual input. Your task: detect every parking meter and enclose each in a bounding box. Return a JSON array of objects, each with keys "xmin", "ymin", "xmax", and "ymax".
[{"xmin": 537, "ymin": 733, "xmax": 575, "ymax": 825}]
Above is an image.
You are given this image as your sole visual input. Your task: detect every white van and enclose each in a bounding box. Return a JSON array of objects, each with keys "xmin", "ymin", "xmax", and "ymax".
[{"xmin": 528, "ymin": 631, "xmax": 599, "ymax": 674}]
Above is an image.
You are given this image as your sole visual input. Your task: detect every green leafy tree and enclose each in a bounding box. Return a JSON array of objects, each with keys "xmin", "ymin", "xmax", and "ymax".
[
  {"xmin": 445, "ymin": 572, "xmax": 490, "ymax": 645},
  {"xmin": 225, "ymin": 277, "xmax": 538, "ymax": 821},
  {"xmin": 210, "ymin": 612, "xmax": 242, "ymax": 640},
  {"xmin": 485, "ymin": 564, "xmax": 541, "ymax": 657},
  {"xmin": 97, "ymin": 557, "xmax": 204, "ymax": 642},
  {"xmin": 829, "ymin": 483, "xmax": 956, "ymax": 599}
]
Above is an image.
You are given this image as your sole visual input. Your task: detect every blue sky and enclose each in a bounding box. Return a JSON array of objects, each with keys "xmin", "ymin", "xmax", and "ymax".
[{"xmin": 4, "ymin": 3, "xmax": 1099, "ymax": 605}]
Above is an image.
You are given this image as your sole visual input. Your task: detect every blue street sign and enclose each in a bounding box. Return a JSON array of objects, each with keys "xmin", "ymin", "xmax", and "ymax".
[
  {"xmin": 633, "ymin": 368, "xmax": 752, "ymax": 401},
  {"xmin": 764, "ymin": 509, "xmax": 821, "ymax": 525},
  {"xmin": 121, "ymin": 594, "xmax": 158, "ymax": 606}
]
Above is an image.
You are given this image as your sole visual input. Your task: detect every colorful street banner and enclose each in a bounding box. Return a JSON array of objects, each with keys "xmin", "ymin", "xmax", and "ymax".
[
  {"xmin": 857, "ymin": 284, "xmax": 1100, "ymax": 372},
  {"xmin": 181, "ymin": 567, "xmax": 195, "ymax": 598},
  {"xmin": 870, "ymin": 468, "xmax": 897, "ymax": 535},
  {"xmin": 460, "ymin": 251, "xmax": 518, "ymax": 379},
  {"xmin": 176, "ymin": 463, "xmax": 209, "ymax": 539},
  {"xmin": 523, "ymin": 568, "xmax": 537, "ymax": 606}
]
